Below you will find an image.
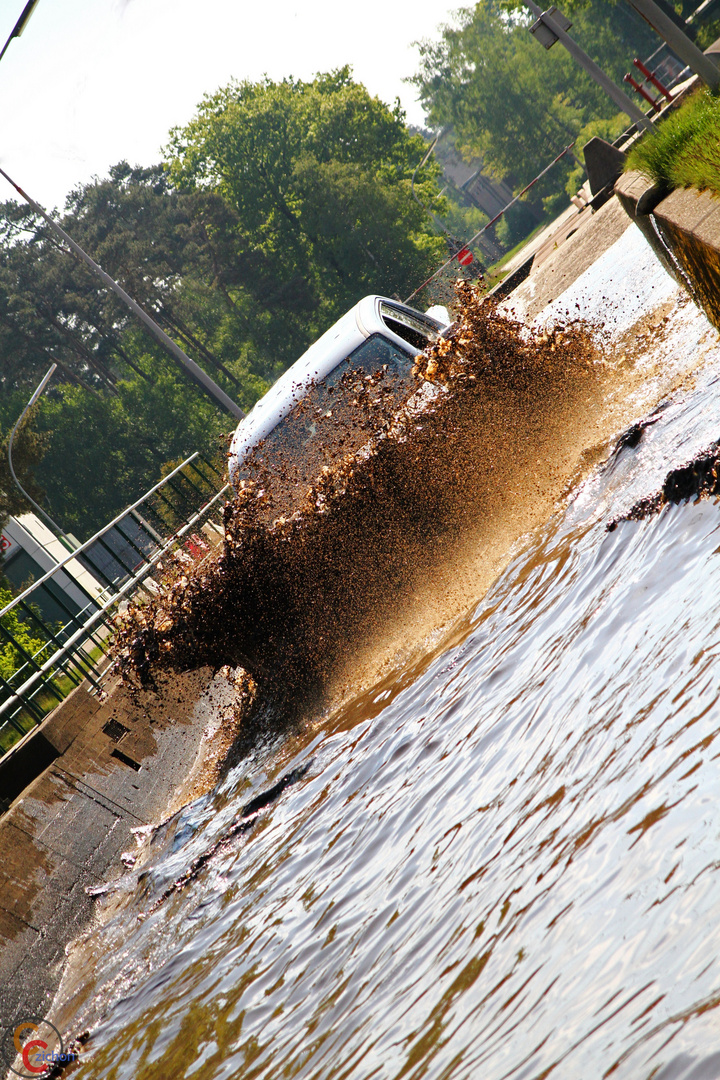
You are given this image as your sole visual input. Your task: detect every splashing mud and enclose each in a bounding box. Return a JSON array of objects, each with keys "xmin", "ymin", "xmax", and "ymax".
[{"xmin": 113, "ymin": 283, "xmax": 600, "ymax": 709}]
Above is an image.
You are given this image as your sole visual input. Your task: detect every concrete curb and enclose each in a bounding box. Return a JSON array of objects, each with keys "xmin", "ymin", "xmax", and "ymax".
[
  {"xmin": 615, "ymin": 171, "xmax": 720, "ymax": 333},
  {"xmin": 614, "ymin": 171, "xmax": 680, "ymax": 286},
  {"xmin": 0, "ymin": 683, "xmax": 103, "ymax": 810}
]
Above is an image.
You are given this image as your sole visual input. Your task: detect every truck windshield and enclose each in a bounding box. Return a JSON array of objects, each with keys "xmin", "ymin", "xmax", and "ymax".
[{"xmin": 240, "ymin": 334, "xmax": 416, "ymax": 491}]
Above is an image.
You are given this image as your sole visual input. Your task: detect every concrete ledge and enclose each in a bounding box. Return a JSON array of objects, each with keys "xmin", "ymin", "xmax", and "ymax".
[
  {"xmin": 615, "ymin": 177, "xmax": 720, "ymax": 336},
  {"xmin": 655, "ymin": 186, "xmax": 720, "ymax": 235},
  {"xmin": 614, "ymin": 171, "xmax": 687, "ymax": 289},
  {"xmin": 41, "ymin": 682, "xmax": 103, "ymax": 755},
  {"xmin": 487, "ymin": 255, "xmax": 534, "ymax": 300},
  {"xmin": 0, "ymin": 683, "xmax": 105, "ymax": 808},
  {"xmin": 614, "ymin": 170, "xmax": 665, "ymax": 218},
  {"xmin": 0, "ymin": 733, "xmax": 59, "ymax": 809},
  {"xmin": 652, "ymin": 186, "xmax": 720, "ymax": 330}
]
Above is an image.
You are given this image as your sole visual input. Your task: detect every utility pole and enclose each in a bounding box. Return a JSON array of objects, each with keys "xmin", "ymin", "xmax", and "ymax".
[
  {"xmin": 7, "ymin": 363, "xmax": 70, "ymax": 540},
  {"xmin": 524, "ymin": 3, "xmax": 653, "ymax": 131},
  {"xmin": 625, "ymin": 0, "xmax": 720, "ymax": 90},
  {"xmin": 0, "ymin": 166, "xmax": 245, "ymax": 421},
  {"xmin": 0, "ymin": 0, "xmax": 244, "ymax": 421}
]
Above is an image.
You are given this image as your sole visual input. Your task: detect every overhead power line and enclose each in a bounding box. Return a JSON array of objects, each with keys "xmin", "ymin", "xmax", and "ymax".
[{"xmin": 404, "ymin": 142, "xmax": 576, "ymax": 306}]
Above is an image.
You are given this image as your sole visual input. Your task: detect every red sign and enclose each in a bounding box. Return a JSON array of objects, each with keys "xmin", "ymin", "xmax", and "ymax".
[
  {"xmin": 184, "ymin": 533, "xmax": 210, "ymax": 559},
  {"xmin": 457, "ymin": 247, "xmax": 473, "ymax": 267}
]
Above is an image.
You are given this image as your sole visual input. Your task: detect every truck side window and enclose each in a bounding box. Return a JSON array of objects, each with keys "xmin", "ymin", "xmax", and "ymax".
[{"xmin": 379, "ymin": 301, "xmax": 441, "ymax": 351}]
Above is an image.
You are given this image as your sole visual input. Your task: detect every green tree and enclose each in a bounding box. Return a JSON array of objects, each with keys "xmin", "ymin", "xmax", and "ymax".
[
  {"xmin": 0, "ymin": 171, "xmax": 262, "ymax": 397},
  {"xmin": 30, "ymin": 367, "xmax": 232, "ymax": 539},
  {"xmin": 165, "ymin": 67, "xmax": 447, "ymax": 356},
  {"xmin": 57, "ymin": 163, "xmax": 278, "ymax": 391},
  {"xmin": 0, "ymin": 69, "xmax": 446, "ymax": 540},
  {"xmin": 412, "ymin": 1, "xmax": 656, "ymax": 217},
  {"xmin": 0, "ymin": 402, "xmax": 49, "ymax": 532},
  {"xmin": 0, "ymin": 585, "xmax": 53, "ymax": 681}
]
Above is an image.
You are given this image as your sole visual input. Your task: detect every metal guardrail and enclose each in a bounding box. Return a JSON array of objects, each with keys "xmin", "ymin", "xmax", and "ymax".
[{"xmin": 0, "ymin": 453, "xmax": 228, "ymax": 759}]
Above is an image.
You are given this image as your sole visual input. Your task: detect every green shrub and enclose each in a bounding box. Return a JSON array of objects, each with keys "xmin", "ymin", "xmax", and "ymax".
[
  {"xmin": 626, "ymin": 88, "xmax": 720, "ymax": 196},
  {"xmin": 695, "ymin": 18, "xmax": 720, "ymax": 51},
  {"xmin": 496, "ymin": 202, "xmax": 537, "ymax": 249},
  {"xmin": 0, "ymin": 586, "xmax": 53, "ymax": 682}
]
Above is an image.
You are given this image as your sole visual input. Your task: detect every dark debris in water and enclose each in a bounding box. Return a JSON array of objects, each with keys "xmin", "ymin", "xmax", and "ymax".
[
  {"xmin": 138, "ymin": 763, "xmax": 310, "ymax": 918},
  {"xmin": 41, "ymin": 1030, "xmax": 90, "ymax": 1079},
  {"xmin": 608, "ymin": 440, "xmax": 720, "ymax": 530},
  {"xmin": 612, "ymin": 410, "xmax": 664, "ymax": 456}
]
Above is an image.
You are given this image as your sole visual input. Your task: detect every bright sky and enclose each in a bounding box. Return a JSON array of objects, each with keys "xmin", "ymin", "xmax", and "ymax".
[{"xmin": 0, "ymin": 0, "xmax": 464, "ymax": 211}]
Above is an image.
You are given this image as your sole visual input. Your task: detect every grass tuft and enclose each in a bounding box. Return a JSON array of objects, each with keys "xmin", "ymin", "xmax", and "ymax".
[{"xmin": 626, "ymin": 88, "xmax": 720, "ymax": 197}]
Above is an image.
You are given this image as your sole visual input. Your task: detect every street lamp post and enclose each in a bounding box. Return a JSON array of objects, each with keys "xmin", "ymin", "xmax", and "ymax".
[
  {"xmin": 7, "ymin": 362, "xmax": 72, "ymax": 542},
  {"xmin": 0, "ymin": 0, "xmax": 39, "ymax": 65},
  {"xmin": 524, "ymin": 2, "xmax": 654, "ymax": 131}
]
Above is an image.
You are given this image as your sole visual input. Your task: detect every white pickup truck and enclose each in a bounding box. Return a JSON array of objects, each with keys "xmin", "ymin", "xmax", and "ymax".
[{"xmin": 228, "ymin": 295, "xmax": 451, "ymax": 488}]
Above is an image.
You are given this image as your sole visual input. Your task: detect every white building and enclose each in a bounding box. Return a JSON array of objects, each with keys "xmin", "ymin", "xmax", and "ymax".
[{"xmin": 1, "ymin": 513, "xmax": 105, "ymax": 625}]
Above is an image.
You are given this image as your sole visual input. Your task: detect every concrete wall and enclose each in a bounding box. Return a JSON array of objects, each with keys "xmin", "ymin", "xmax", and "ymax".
[
  {"xmin": 0, "ymin": 666, "xmax": 231, "ymax": 1028},
  {"xmin": 615, "ymin": 171, "xmax": 720, "ymax": 334}
]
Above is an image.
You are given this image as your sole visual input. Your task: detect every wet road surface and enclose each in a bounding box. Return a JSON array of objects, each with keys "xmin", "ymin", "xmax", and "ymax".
[{"xmin": 39, "ymin": 221, "xmax": 720, "ymax": 1080}]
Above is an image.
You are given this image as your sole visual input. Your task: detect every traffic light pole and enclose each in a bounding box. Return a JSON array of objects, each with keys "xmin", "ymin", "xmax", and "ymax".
[{"xmin": 625, "ymin": 0, "xmax": 720, "ymax": 90}]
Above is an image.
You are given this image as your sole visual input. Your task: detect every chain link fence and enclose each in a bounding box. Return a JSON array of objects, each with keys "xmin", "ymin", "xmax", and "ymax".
[{"xmin": 0, "ymin": 453, "xmax": 228, "ymax": 760}]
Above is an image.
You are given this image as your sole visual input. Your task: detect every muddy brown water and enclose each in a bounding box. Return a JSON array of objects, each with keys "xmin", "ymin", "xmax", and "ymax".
[{"xmin": 19, "ymin": 223, "xmax": 720, "ymax": 1080}]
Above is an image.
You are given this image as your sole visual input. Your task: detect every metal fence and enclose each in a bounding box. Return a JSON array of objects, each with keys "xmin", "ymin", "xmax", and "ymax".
[{"xmin": 0, "ymin": 453, "xmax": 228, "ymax": 759}]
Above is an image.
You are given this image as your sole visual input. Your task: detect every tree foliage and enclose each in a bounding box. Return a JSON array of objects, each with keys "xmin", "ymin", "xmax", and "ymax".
[
  {"xmin": 0, "ymin": 165, "xmax": 273, "ymax": 400},
  {"xmin": 165, "ymin": 67, "xmax": 446, "ymax": 356},
  {"xmin": 412, "ymin": 1, "xmax": 657, "ymax": 215},
  {"xmin": 0, "ymin": 585, "xmax": 53, "ymax": 681},
  {"xmin": 0, "ymin": 404, "xmax": 49, "ymax": 525}
]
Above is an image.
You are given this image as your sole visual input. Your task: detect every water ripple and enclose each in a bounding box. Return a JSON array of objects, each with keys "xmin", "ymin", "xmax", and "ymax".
[{"xmin": 57, "ymin": 237, "xmax": 720, "ymax": 1080}]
